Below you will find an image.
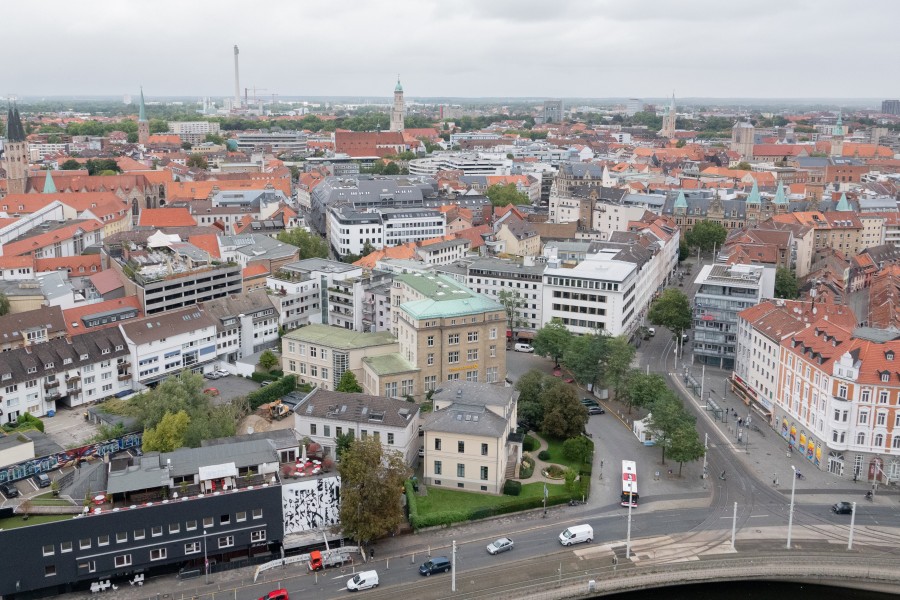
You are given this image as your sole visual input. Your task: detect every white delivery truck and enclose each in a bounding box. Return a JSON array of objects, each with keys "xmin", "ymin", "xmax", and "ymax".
[{"xmin": 559, "ymin": 524, "xmax": 594, "ymax": 546}]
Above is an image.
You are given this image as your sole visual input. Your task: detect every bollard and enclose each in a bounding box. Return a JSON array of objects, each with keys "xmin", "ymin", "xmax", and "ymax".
[
  {"xmin": 411, "ymin": 552, "xmax": 415, "ymax": 564},
  {"xmin": 386, "ymin": 557, "xmax": 389, "ymax": 570},
  {"xmin": 428, "ymin": 546, "xmax": 431, "ymax": 557}
]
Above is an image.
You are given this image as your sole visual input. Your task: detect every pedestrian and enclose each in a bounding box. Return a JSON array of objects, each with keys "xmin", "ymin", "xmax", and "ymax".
[{"xmin": 370, "ymin": 546, "xmax": 375, "ymax": 559}]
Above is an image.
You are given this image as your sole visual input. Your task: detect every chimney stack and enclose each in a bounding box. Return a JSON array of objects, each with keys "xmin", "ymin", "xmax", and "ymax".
[{"xmin": 233, "ymin": 45, "xmax": 241, "ymax": 108}]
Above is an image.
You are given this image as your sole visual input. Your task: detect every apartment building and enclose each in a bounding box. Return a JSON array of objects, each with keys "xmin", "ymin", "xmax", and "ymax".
[
  {"xmin": 168, "ymin": 120, "xmax": 221, "ymax": 145},
  {"xmin": 326, "ymin": 205, "xmax": 446, "ymax": 256},
  {"xmin": 201, "ymin": 290, "xmax": 279, "ymax": 362},
  {"xmin": 265, "ymin": 259, "xmax": 361, "ymax": 331},
  {"xmin": 421, "ymin": 381, "xmax": 520, "ymax": 495},
  {"xmin": 281, "ymin": 324, "xmax": 398, "ymax": 391},
  {"xmin": 391, "ymin": 273, "xmax": 507, "ymax": 395},
  {"xmin": 0, "ymin": 305, "xmax": 67, "ymax": 351},
  {"xmin": 466, "ymin": 258, "xmax": 545, "ymax": 337},
  {"xmin": 693, "ymin": 263, "xmax": 775, "ymax": 370},
  {"xmin": 235, "ymin": 131, "xmax": 307, "ymax": 154}
]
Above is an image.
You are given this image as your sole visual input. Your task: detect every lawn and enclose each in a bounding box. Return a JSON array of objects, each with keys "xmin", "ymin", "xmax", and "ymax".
[
  {"xmin": 542, "ymin": 436, "xmax": 593, "ymax": 472},
  {"xmin": 415, "ymin": 481, "xmax": 568, "ymax": 515},
  {"xmin": 0, "ymin": 514, "xmax": 72, "ymax": 530},
  {"xmin": 29, "ymin": 492, "xmax": 75, "ymax": 507}
]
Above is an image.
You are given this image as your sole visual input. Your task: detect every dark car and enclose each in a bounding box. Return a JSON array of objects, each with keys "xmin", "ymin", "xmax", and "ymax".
[
  {"xmin": 419, "ymin": 556, "xmax": 451, "ymax": 576},
  {"xmin": 0, "ymin": 483, "xmax": 18, "ymax": 498},
  {"xmin": 831, "ymin": 501, "xmax": 853, "ymax": 515},
  {"xmin": 33, "ymin": 473, "xmax": 51, "ymax": 488},
  {"xmin": 588, "ymin": 406, "xmax": 605, "ymax": 415},
  {"xmin": 580, "ymin": 398, "xmax": 599, "ymax": 407}
]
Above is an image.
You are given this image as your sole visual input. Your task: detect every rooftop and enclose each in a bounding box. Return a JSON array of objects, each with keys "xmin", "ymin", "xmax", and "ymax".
[
  {"xmin": 362, "ymin": 352, "xmax": 418, "ymax": 376},
  {"xmin": 283, "ymin": 323, "xmax": 397, "ymax": 350},
  {"xmin": 294, "ymin": 388, "xmax": 420, "ymax": 429},
  {"xmin": 395, "ymin": 272, "xmax": 504, "ymax": 319}
]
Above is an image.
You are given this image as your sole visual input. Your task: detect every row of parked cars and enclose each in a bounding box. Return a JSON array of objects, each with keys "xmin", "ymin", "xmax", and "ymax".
[
  {"xmin": 204, "ymin": 369, "xmax": 230, "ymax": 380},
  {"xmin": 0, "ymin": 473, "xmax": 50, "ymax": 499}
]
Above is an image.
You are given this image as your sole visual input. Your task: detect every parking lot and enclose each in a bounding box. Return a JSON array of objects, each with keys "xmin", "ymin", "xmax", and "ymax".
[{"xmin": 203, "ymin": 374, "xmax": 263, "ymax": 406}]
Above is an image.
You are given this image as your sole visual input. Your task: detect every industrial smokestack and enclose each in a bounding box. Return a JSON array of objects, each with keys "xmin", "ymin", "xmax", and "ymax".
[{"xmin": 233, "ymin": 45, "xmax": 241, "ymax": 108}]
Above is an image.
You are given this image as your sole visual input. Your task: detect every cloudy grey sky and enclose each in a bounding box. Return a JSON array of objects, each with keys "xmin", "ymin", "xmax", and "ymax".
[{"xmin": 6, "ymin": 0, "xmax": 898, "ymax": 100}]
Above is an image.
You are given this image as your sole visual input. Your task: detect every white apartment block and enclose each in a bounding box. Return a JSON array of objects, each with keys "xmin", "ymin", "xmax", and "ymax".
[
  {"xmin": 327, "ymin": 206, "xmax": 445, "ymax": 256},
  {"xmin": 265, "ymin": 259, "xmax": 362, "ymax": 331},
  {"xmin": 466, "ymin": 258, "xmax": 545, "ymax": 335},
  {"xmin": 592, "ymin": 203, "xmax": 650, "ymax": 240},
  {"xmin": 29, "ymin": 143, "xmax": 69, "ymax": 161}
]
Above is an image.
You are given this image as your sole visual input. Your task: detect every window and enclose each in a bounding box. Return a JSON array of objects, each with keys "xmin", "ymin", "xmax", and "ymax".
[
  {"xmin": 882, "ymin": 373, "xmax": 890, "ymax": 382},
  {"xmin": 150, "ymin": 548, "xmax": 167, "ymax": 561},
  {"xmin": 448, "ymin": 351, "xmax": 459, "ymax": 364},
  {"xmin": 448, "ymin": 333, "xmax": 459, "ymax": 345},
  {"xmin": 490, "ymin": 345, "xmax": 496, "ymax": 358},
  {"xmin": 115, "ymin": 554, "xmax": 132, "ymax": 568},
  {"xmin": 457, "ymin": 463, "xmax": 465, "ymax": 477},
  {"xmin": 427, "ymin": 335, "xmax": 435, "ymax": 347},
  {"xmin": 186, "ymin": 520, "xmax": 197, "ymax": 531},
  {"xmin": 236, "ymin": 511, "xmax": 247, "ymax": 522},
  {"xmin": 251, "ymin": 529, "xmax": 266, "ymax": 542},
  {"xmin": 467, "ymin": 349, "xmax": 478, "ymax": 361},
  {"xmin": 98, "ymin": 535, "xmax": 109, "ymax": 546},
  {"xmin": 387, "ymin": 433, "xmax": 394, "ymax": 444},
  {"xmin": 133, "ymin": 529, "xmax": 145, "ymax": 540},
  {"xmin": 879, "ymin": 391, "xmax": 889, "ymax": 404},
  {"xmin": 434, "ymin": 460, "xmax": 442, "ymax": 475},
  {"xmin": 252, "ymin": 508, "xmax": 263, "ymax": 519},
  {"xmin": 427, "ymin": 353, "xmax": 434, "ymax": 366},
  {"xmin": 169, "ymin": 523, "xmax": 180, "ymax": 534},
  {"xmin": 465, "ymin": 370, "xmax": 478, "ymax": 382},
  {"xmin": 481, "ymin": 443, "xmax": 488, "ymax": 456},
  {"xmin": 481, "ymin": 466, "xmax": 489, "ymax": 481},
  {"xmin": 458, "ymin": 440, "xmax": 465, "ymax": 453},
  {"xmin": 468, "ymin": 331, "xmax": 478, "ymax": 343},
  {"xmin": 185, "ymin": 542, "xmax": 201, "ymax": 555},
  {"xmin": 324, "ymin": 425, "xmax": 331, "ymax": 437},
  {"xmin": 45, "ymin": 565, "xmax": 56, "ymax": 577},
  {"xmin": 489, "ymin": 327, "xmax": 497, "ymax": 340},
  {"xmin": 877, "ymin": 412, "xmax": 887, "ymax": 426},
  {"xmin": 151, "ymin": 526, "xmax": 163, "ymax": 537},
  {"xmin": 60, "ymin": 541, "xmax": 72, "ymax": 553},
  {"xmin": 435, "ymin": 438, "xmax": 442, "ymax": 451},
  {"xmin": 43, "ymin": 544, "xmax": 55, "ymax": 556},
  {"xmin": 311, "ymin": 424, "xmax": 317, "ymax": 435},
  {"xmin": 311, "ymin": 365, "xmax": 318, "ymax": 377},
  {"xmin": 218, "ymin": 535, "xmax": 235, "ymax": 549},
  {"xmin": 79, "ymin": 538, "xmax": 91, "ymax": 550},
  {"xmin": 859, "ymin": 411, "xmax": 868, "ymax": 425},
  {"xmin": 857, "ymin": 432, "xmax": 866, "ymax": 445},
  {"xmin": 116, "ymin": 532, "xmax": 128, "ymax": 543},
  {"xmin": 78, "ymin": 560, "xmax": 97, "ymax": 573},
  {"xmin": 310, "ymin": 347, "xmax": 317, "ymax": 358},
  {"xmin": 203, "ymin": 517, "xmax": 214, "ymax": 528},
  {"xmin": 220, "ymin": 513, "xmax": 230, "ymax": 525},
  {"xmin": 875, "ymin": 434, "xmax": 884, "ymax": 447}
]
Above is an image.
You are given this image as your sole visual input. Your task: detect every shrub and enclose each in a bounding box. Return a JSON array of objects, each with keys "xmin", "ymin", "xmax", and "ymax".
[
  {"xmin": 523, "ymin": 435, "xmax": 539, "ymax": 452},
  {"xmin": 405, "ymin": 480, "xmax": 419, "ymax": 527},
  {"xmin": 519, "ymin": 457, "xmax": 535, "ymax": 479},
  {"xmin": 247, "ymin": 375, "xmax": 296, "ymax": 410},
  {"xmin": 503, "ymin": 479, "xmax": 522, "ymax": 496},
  {"xmin": 538, "ymin": 450, "xmax": 550, "ymax": 461},
  {"xmin": 251, "ymin": 370, "xmax": 284, "ymax": 383}
]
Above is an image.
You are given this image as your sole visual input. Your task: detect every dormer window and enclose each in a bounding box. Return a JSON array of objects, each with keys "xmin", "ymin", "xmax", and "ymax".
[
  {"xmin": 45, "ymin": 362, "xmax": 54, "ymax": 369},
  {"xmin": 887, "ymin": 351, "xmax": 895, "ymax": 361},
  {"xmin": 80, "ymin": 354, "xmax": 89, "ymax": 360},
  {"xmin": 115, "ymin": 345, "xmax": 123, "ymax": 351},
  {"xmin": 881, "ymin": 372, "xmax": 890, "ymax": 382},
  {"xmin": 27, "ymin": 367, "xmax": 37, "ymax": 374},
  {"xmin": 63, "ymin": 358, "xmax": 72, "ymax": 365},
  {"xmin": 101, "ymin": 348, "xmax": 110, "ymax": 355}
]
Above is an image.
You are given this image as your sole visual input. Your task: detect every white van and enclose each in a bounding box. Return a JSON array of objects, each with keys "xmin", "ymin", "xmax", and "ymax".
[
  {"xmin": 346, "ymin": 570, "xmax": 379, "ymax": 591},
  {"xmin": 514, "ymin": 343, "xmax": 534, "ymax": 353},
  {"xmin": 559, "ymin": 524, "xmax": 593, "ymax": 546}
]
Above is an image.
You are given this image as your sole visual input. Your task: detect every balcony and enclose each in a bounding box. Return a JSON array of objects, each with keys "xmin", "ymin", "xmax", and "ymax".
[
  {"xmin": 46, "ymin": 390, "xmax": 62, "ymax": 400},
  {"xmin": 44, "ymin": 379, "xmax": 60, "ymax": 390},
  {"xmin": 118, "ymin": 372, "xmax": 132, "ymax": 381}
]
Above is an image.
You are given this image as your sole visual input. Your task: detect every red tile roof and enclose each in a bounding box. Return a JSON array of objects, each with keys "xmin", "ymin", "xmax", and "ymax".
[
  {"xmin": 35, "ymin": 255, "xmax": 102, "ymax": 274},
  {"xmin": 3, "ymin": 219, "xmax": 105, "ymax": 257},
  {"xmin": 243, "ymin": 263, "xmax": 269, "ymax": 278},
  {"xmin": 88, "ymin": 268, "xmax": 125, "ymax": 295},
  {"xmin": 62, "ymin": 296, "xmax": 143, "ymax": 335},
  {"xmin": 138, "ymin": 207, "xmax": 198, "ymax": 228},
  {"xmin": 187, "ymin": 234, "xmax": 221, "ymax": 259}
]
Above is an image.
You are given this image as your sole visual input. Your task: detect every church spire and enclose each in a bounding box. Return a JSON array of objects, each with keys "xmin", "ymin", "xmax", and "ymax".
[
  {"xmin": 6, "ymin": 105, "xmax": 26, "ymax": 142},
  {"xmin": 42, "ymin": 169, "xmax": 57, "ymax": 194},
  {"xmin": 139, "ymin": 87, "xmax": 147, "ymax": 122},
  {"xmin": 745, "ymin": 179, "xmax": 760, "ymax": 205},
  {"xmin": 137, "ymin": 88, "xmax": 150, "ymax": 145},
  {"xmin": 395, "ymin": 75, "xmax": 403, "ymax": 93}
]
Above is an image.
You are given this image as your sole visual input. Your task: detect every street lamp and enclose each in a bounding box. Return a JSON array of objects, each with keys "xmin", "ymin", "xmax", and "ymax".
[
  {"xmin": 786, "ymin": 465, "xmax": 797, "ymax": 549},
  {"xmin": 203, "ymin": 529, "xmax": 209, "ymax": 584}
]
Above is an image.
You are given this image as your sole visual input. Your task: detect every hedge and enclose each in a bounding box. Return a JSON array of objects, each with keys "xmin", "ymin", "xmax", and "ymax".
[
  {"xmin": 247, "ymin": 375, "xmax": 297, "ymax": 410},
  {"xmin": 503, "ymin": 480, "xmax": 522, "ymax": 496},
  {"xmin": 537, "ymin": 450, "xmax": 550, "ymax": 461},
  {"xmin": 409, "ymin": 493, "xmax": 578, "ymax": 530},
  {"xmin": 250, "ymin": 370, "xmax": 284, "ymax": 383},
  {"xmin": 404, "ymin": 479, "xmax": 418, "ymax": 525},
  {"xmin": 523, "ymin": 435, "xmax": 539, "ymax": 452}
]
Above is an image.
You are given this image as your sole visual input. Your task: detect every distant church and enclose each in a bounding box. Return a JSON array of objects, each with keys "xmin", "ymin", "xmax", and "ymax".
[
  {"xmin": 659, "ymin": 93, "xmax": 676, "ymax": 139},
  {"xmin": 390, "ymin": 76, "xmax": 405, "ymax": 133},
  {"xmin": 3, "ymin": 106, "xmax": 28, "ymax": 195}
]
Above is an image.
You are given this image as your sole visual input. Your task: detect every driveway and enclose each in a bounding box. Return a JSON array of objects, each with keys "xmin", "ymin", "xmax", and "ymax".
[
  {"xmin": 42, "ymin": 405, "xmax": 101, "ymax": 449},
  {"xmin": 206, "ymin": 375, "xmax": 260, "ymax": 406}
]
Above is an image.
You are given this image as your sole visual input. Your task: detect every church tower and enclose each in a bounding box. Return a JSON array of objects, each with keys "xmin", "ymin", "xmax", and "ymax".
[
  {"xmin": 390, "ymin": 76, "xmax": 405, "ymax": 133},
  {"xmin": 830, "ymin": 112, "xmax": 844, "ymax": 158},
  {"xmin": 659, "ymin": 93, "xmax": 676, "ymax": 139},
  {"xmin": 4, "ymin": 106, "xmax": 28, "ymax": 195},
  {"xmin": 138, "ymin": 87, "xmax": 150, "ymax": 145}
]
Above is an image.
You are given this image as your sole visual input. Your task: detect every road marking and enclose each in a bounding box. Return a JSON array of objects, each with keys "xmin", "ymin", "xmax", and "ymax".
[{"xmin": 750, "ymin": 514, "xmax": 769, "ymax": 518}]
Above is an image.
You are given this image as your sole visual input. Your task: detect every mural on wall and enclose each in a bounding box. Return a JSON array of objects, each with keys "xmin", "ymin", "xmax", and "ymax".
[
  {"xmin": 282, "ymin": 476, "xmax": 341, "ymax": 534},
  {"xmin": 0, "ymin": 433, "xmax": 142, "ymax": 484}
]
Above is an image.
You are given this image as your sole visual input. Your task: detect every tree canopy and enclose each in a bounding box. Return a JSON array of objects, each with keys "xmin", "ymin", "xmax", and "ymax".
[
  {"xmin": 621, "ymin": 371, "xmax": 669, "ymax": 414},
  {"xmin": 84, "ymin": 159, "xmax": 121, "ymax": 176},
  {"xmin": 532, "ymin": 319, "xmax": 572, "ymax": 366},
  {"xmin": 685, "ymin": 220, "xmax": 727, "ymax": 253},
  {"xmin": 775, "ymin": 267, "xmax": 799, "ymax": 299},
  {"xmin": 186, "ymin": 154, "xmax": 208, "ymax": 169},
  {"xmin": 336, "ymin": 371, "xmax": 363, "ymax": 393},
  {"xmin": 539, "ymin": 380, "xmax": 588, "ymax": 439},
  {"xmin": 258, "ymin": 349, "xmax": 279, "ymax": 372},
  {"xmin": 497, "ymin": 290, "xmax": 528, "ymax": 340},
  {"xmin": 486, "ymin": 183, "xmax": 529, "ymax": 207},
  {"xmin": 563, "ymin": 334, "xmax": 607, "ymax": 389},
  {"xmin": 648, "ymin": 288, "xmax": 693, "ymax": 336},
  {"xmin": 142, "ymin": 410, "xmax": 191, "ymax": 452},
  {"xmin": 0, "ymin": 292, "xmax": 9, "ymax": 317},
  {"xmin": 276, "ymin": 229, "xmax": 329, "ymax": 259},
  {"xmin": 337, "ymin": 436, "xmax": 411, "ymax": 546}
]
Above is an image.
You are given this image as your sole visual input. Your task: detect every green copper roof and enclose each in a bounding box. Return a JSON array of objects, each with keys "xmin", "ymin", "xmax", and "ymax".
[
  {"xmin": 674, "ymin": 190, "xmax": 688, "ymax": 209},
  {"xmin": 362, "ymin": 352, "xmax": 417, "ymax": 376},
  {"xmin": 42, "ymin": 170, "xmax": 57, "ymax": 194},
  {"xmin": 396, "ymin": 273, "xmax": 504, "ymax": 319},
  {"xmin": 832, "ymin": 111, "xmax": 843, "ymax": 136},
  {"xmin": 283, "ymin": 323, "xmax": 397, "ymax": 350},
  {"xmin": 835, "ymin": 192, "xmax": 852, "ymax": 211},
  {"xmin": 139, "ymin": 87, "xmax": 147, "ymax": 122},
  {"xmin": 395, "ymin": 77, "xmax": 403, "ymax": 93},
  {"xmin": 772, "ymin": 181, "xmax": 787, "ymax": 205},
  {"xmin": 745, "ymin": 179, "xmax": 760, "ymax": 204}
]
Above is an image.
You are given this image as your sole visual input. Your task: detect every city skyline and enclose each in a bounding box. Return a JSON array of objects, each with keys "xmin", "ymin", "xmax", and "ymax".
[{"xmin": 4, "ymin": 0, "xmax": 899, "ymax": 99}]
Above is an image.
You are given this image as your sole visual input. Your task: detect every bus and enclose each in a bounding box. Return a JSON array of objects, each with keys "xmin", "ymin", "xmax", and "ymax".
[{"xmin": 621, "ymin": 460, "xmax": 639, "ymax": 508}]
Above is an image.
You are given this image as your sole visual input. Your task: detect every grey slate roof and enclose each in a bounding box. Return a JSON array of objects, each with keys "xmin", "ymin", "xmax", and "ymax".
[
  {"xmin": 294, "ymin": 388, "xmax": 419, "ymax": 429},
  {"xmin": 423, "ymin": 402, "xmax": 508, "ymax": 437},
  {"xmin": 201, "ymin": 428, "xmax": 298, "ymax": 451},
  {"xmin": 201, "ymin": 290, "xmax": 276, "ymax": 328},
  {"xmin": 120, "ymin": 306, "xmax": 217, "ymax": 346},
  {"xmin": 0, "ymin": 305, "xmax": 66, "ymax": 346}
]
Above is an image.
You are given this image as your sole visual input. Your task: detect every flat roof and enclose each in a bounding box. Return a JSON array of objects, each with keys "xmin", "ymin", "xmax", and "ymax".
[{"xmin": 284, "ymin": 324, "xmax": 397, "ymax": 349}]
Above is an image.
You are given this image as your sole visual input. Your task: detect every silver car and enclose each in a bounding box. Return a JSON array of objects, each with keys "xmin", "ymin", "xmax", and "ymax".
[{"xmin": 486, "ymin": 537, "xmax": 514, "ymax": 555}]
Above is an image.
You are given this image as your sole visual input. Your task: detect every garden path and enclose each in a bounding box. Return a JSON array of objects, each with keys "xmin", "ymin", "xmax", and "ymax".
[{"xmin": 523, "ymin": 431, "xmax": 566, "ymax": 485}]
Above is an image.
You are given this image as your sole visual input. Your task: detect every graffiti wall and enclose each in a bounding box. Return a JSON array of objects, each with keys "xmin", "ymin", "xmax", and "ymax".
[
  {"xmin": 0, "ymin": 433, "xmax": 142, "ymax": 484},
  {"xmin": 282, "ymin": 476, "xmax": 341, "ymax": 534}
]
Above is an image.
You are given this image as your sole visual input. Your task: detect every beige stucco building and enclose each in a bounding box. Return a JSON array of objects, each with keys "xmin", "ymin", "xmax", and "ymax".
[{"xmin": 421, "ymin": 381, "xmax": 520, "ymax": 494}]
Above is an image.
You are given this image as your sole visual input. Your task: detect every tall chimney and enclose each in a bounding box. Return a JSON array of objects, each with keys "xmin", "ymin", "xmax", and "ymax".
[{"xmin": 233, "ymin": 45, "xmax": 241, "ymax": 108}]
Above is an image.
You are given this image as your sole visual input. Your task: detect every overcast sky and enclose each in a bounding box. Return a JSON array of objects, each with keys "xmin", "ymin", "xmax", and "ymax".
[{"xmin": 5, "ymin": 0, "xmax": 898, "ymax": 101}]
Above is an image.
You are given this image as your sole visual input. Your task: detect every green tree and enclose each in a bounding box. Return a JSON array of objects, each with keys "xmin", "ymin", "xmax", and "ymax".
[
  {"xmin": 515, "ymin": 369, "xmax": 548, "ymax": 430},
  {"xmin": 205, "ymin": 133, "xmax": 226, "ymax": 145},
  {"xmin": 486, "ymin": 183, "xmax": 530, "ymax": 207},
  {"xmin": 336, "ymin": 371, "xmax": 363, "ymax": 393},
  {"xmin": 334, "ymin": 431, "xmax": 355, "ymax": 459},
  {"xmin": 540, "ymin": 380, "xmax": 589, "ymax": 439},
  {"xmin": 361, "ymin": 241, "xmax": 376, "ymax": 257},
  {"xmin": 497, "ymin": 290, "xmax": 528, "ymax": 341},
  {"xmin": 532, "ymin": 319, "xmax": 572, "ymax": 366},
  {"xmin": 602, "ymin": 336, "xmax": 635, "ymax": 400},
  {"xmin": 276, "ymin": 229, "xmax": 329, "ymax": 259},
  {"xmin": 60, "ymin": 159, "xmax": 82, "ymax": 170},
  {"xmin": 258, "ymin": 350, "xmax": 279, "ymax": 372},
  {"xmin": 562, "ymin": 436, "xmax": 593, "ymax": 465},
  {"xmin": 678, "ymin": 238, "xmax": 689, "ymax": 262},
  {"xmin": 84, "ymin": 159, "xmax": 121, "ymax": 175},
  {"xmin": 645, "ymin": 392, "xmax": 692, "ymax": 465},
  {"xmin": 667, "ymin": 421, "xmax": 706, "ymax": 476},
  {"xmin": 735, "ymin": 161, "xmax": 752, "ymax": 170},
  {"xmin": 186, "ymin": 153, "xmax": 208, "ymax": 169},
  {"xmin": 142, "ymin": 410, "xmax": 191, "ymax": 452},
  {"xmin": 775, "ymin": 267, "xmax": 799, "ymax": 299},
  {"xmin": 383, "ymin": 161, "xmax": 401, "ymax": 175},
  {"xmin": 621, "ymin": 371, "xmax": 669, "ymax": 414},
  {"xmin": 648, "ymin": 288, "xmax": 692, "ymax": 337},
  {"xmin": 685, "ymin": 220, "xmax": 727, "ymax": 253},
  {"xmin": 337, "ymin": 436, "xmax": 411, "ymax": 547},
  {"xmin": 0, "ymin": 292, "xmax": 9, "ymax": 316},
  {"xmin": 149, "ymin": 119, "xmax": 169, "ymax": 134},
  {"xmin": 127, "ymin": 132, "xmax": 139, "ymax": 144},
  {"xmin": 563, "ymin": 334, "xmax": 606, "ymax": 389}
]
